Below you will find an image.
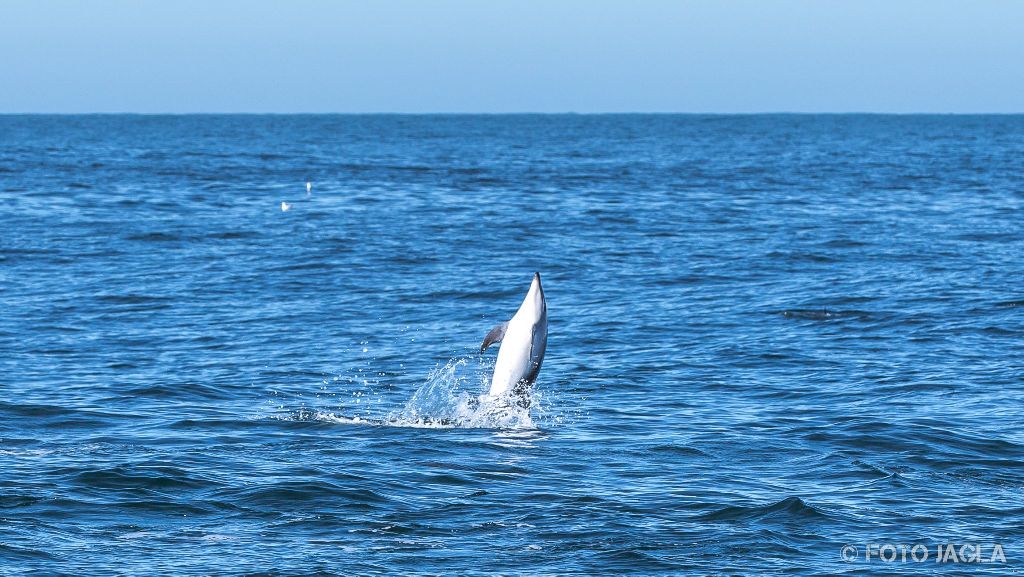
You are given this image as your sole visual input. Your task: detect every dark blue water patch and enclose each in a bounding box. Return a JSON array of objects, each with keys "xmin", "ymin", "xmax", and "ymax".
[
  {"xmin": 696, "ymin": 496, "xmax": 834, "ymax": 523},
  {"xmin": 1, "ymin": 114, "xmax": 1022, "ymax": 575}
]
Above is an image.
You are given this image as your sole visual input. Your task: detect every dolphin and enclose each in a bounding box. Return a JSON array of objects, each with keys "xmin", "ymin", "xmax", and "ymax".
[{"xmin": 479, "ymin": 272, "xmax": 548, "ymax": 407}]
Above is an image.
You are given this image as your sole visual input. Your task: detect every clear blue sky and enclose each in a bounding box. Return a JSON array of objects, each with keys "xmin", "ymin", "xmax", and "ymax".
[{"xmin": 2, "ymin": 0, "xmax": 1020, "ymax": 113}]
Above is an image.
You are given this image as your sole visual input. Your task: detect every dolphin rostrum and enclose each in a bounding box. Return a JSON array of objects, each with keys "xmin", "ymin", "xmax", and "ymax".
[{"xmin": 479, "ymin": 272, "xmax": 548, "ymax": 407}]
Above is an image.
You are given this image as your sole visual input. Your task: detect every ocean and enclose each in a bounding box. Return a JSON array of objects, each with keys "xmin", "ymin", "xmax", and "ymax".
[{"xmin": 1, "ymin": 114, "xmax": 1021, "ymax": 575}]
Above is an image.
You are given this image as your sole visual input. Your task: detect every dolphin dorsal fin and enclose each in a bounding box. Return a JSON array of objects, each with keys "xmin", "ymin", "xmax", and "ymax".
[{"xmin": 480, "ymin": 322, "xmax": 509, "ymax": 353}]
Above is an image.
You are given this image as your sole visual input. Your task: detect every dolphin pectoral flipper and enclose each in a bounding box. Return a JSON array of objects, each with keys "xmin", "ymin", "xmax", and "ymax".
[{"xmin": 480, "ymin": 322, "xmax": 509, "ymax": 353}]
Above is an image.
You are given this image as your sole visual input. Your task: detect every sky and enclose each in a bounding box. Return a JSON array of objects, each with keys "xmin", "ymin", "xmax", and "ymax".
[{"xmin": 1, "ymin": 0, "xmax": 1021, "ymax": 113}]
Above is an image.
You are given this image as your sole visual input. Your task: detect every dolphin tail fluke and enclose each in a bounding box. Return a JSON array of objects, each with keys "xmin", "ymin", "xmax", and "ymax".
[{"xmin": 480, "ymin": 322, "xmax": 509, "ymax": 353}]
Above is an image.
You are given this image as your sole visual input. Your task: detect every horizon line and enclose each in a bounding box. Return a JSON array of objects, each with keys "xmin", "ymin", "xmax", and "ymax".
[{"xmin": 2, "ymin": 111, "xmax": 1023, "ymax": 116}]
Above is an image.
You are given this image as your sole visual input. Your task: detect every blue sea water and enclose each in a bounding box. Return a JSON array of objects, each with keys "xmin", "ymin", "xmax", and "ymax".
[{"xmin": 1, "ymin": 114, "xmax": 1022, "ymax": 575}]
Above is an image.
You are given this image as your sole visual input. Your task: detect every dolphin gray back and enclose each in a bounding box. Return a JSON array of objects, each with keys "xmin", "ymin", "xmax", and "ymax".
[{"xmin": 522, "ymin": 306, "xmax": 547, "ymax": 386}]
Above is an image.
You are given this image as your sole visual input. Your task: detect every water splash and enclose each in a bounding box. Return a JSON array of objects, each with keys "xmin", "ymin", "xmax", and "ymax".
[
  {"xmin": 277, "ymin": 356, "xmax": 543, "ymax": 429},
  {"xmin": 393, "ymin": 357, "xmax": 479, "ymax": 424},
  {"xmin": 389, "ymin": 357, "xmax": 536, "ymax": 429}
]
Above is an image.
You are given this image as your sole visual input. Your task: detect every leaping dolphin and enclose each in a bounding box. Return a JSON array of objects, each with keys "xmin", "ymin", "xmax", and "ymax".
[{"xmin": 479, "ymin": 272, "xmax": 548, "ymax": 407}]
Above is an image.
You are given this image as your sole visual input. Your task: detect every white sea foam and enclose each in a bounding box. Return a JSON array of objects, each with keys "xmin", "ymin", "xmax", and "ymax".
[
  {"xmin": 284, "ymin": 357, "xmax": 542, "ymax": 430},
  {"xmin": 391, "ymin": 357, "xmax": 537, "ymax": 429}
]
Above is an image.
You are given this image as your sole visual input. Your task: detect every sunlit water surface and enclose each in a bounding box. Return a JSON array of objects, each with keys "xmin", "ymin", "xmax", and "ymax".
[{"xmin": 2, "ymin": 115, "xmax": 1022, "ymax": 575}]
